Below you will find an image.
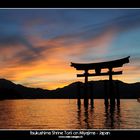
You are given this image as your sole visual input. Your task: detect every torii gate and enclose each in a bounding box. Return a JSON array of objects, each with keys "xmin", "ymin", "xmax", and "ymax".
[{"xmin": 71, "ymin": 56, "xmax": 130, "ymax": 108}]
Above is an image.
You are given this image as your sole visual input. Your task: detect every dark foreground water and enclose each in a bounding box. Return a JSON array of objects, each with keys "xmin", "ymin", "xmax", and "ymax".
[{"xmin": 0, "ymin": 99, "xmax": 140, "ymax": 129}]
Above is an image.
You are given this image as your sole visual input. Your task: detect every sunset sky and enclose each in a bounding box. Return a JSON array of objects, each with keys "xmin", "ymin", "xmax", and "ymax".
[{"xmin": 0, "ymin": 9, "xmax": 140, "ymax": 90}]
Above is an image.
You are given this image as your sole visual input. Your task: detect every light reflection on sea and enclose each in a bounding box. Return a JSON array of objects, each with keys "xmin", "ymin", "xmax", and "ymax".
[{"xmin": 0, "ymin": 99, "xmax": 140, "ymax": 129}]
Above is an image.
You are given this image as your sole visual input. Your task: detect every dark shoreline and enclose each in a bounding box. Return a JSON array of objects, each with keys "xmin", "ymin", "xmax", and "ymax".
[{"xmin": 0, "ymin": 79, "xmax": 140, "ymax": 100}]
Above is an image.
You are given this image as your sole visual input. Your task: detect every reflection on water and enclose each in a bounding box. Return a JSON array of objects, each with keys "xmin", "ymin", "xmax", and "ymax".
[
  {"xmin": 0, "ymin": 99, "xmax": 140, "ymax": 129},
  {"xmin": 104, "ymin": 105, "xmax": 121, "ymax": 129},
  {"xmin": 77, "ymin": 105, "xmax": 94, "ymax": 129},
  {"xmin": 76, "ymin": 102, "xmax": 121, "ymax": 129}
]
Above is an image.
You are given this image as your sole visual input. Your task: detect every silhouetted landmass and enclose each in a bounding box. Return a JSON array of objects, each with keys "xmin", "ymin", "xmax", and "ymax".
[
  {"xmin": 0, "ymin": 78, "xmax": 140, "ymax": 99},
  {"xmin": 0, "ymin": 79, "xmax": 50, "ymax": 99}
]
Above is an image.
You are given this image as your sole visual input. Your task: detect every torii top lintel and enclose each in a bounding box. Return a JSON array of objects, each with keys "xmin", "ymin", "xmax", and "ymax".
[{"xmin": 71, "ymin": 56, "xmax": 130, "ymax": 71}]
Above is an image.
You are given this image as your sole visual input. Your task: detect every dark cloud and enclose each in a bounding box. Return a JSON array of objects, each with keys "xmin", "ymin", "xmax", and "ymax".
[
  {"xmin": 0, "ymin": 29, "xmax": 48, "ymax": 64},
  {"xmin": 0, "ymin": 33, "xmax": 40, "ymax": 54},
  {"xmin": 13, "ymin": 50, "xmax": 39, "ymax": 64},
  {"xmin": 50, "ymin": 11, "xmax": 140, "ymax": 44},
  {"xmin": 83, "ymin": 11, "xmax": 140, "ymax": 37}
]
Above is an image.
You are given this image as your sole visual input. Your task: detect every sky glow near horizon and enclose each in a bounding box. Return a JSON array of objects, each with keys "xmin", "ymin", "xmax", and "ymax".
[{"xmin": 0, "ymin": 9, "xmax": 140, "ymax": 89}]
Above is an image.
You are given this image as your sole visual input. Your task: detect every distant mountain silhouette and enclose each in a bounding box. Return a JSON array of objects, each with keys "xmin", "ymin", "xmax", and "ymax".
[
  {"xmin": 0, "ymin": 79, "xmax": 50, "ymax": 99},
  {"xmin": 0, "ymin": 78, "xmax": 140, "ymax": 99}
]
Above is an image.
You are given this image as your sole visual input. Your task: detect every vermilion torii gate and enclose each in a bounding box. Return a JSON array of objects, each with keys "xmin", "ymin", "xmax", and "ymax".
[{"xmin": 71, "ymin": 56, "xmax": 130, "ymax": 108}]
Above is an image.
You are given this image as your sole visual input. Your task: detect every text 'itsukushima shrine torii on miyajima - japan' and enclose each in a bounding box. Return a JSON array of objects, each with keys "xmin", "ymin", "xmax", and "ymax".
[{"xmin": 71, "ymin": 56, "xmax": 130, "ymax": 108}]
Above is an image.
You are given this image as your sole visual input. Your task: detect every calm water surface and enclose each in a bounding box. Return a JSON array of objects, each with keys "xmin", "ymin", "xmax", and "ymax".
[{"xmin": 0, "ymin": 99, "xmax": 140, "ymax": 129}]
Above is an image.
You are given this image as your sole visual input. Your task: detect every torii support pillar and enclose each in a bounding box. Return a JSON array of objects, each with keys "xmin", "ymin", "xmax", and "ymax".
[
  {"xmin": 109, "ymin": 68, "xmax": 115, "ymax": 107},
  {"xmin": 104, "ymin": 80, "xmax": 109, "ymax": 108},
  {"xmin": 116, "ymin": 81, "xmax": 120, "ymax": 106},
  {"xmin": 84, "ymin": 70, "xmax": 89, "ymax": 108},
  {"xmin": 89, "ymin": 82, "xmax": 94, "ymax": 108},
  {"xmin": 77, "ymin": 82, "xmax": 81, "ymax": 107}
]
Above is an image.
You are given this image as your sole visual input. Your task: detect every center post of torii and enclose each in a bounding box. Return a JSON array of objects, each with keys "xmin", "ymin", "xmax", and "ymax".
[{"xmin": 71, "ymin": 56, "xmax": 130, "ymax": 108}]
